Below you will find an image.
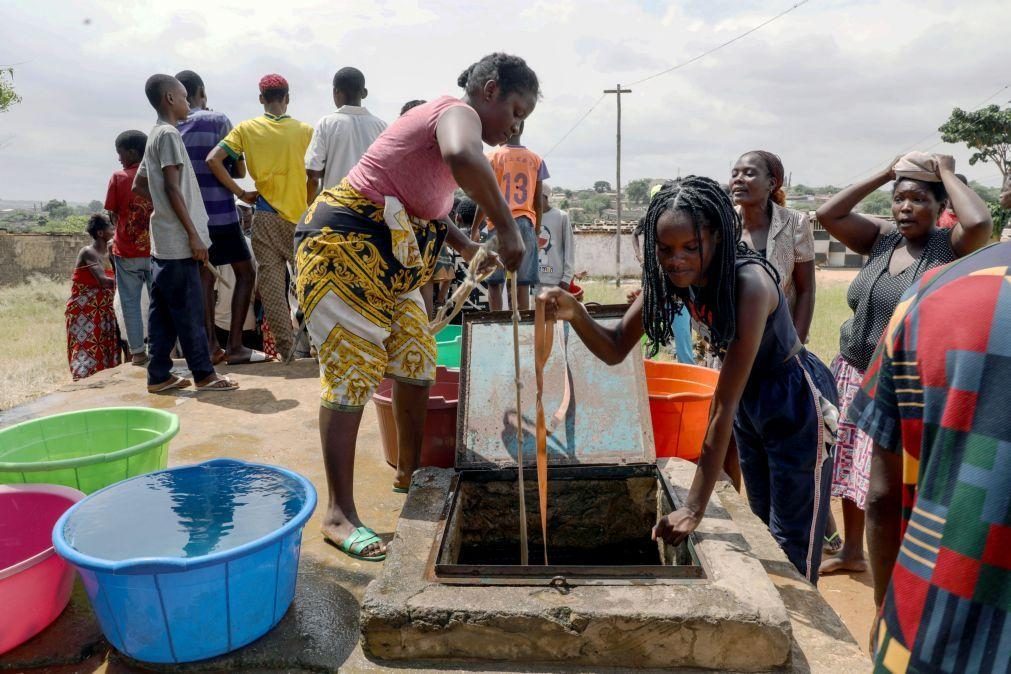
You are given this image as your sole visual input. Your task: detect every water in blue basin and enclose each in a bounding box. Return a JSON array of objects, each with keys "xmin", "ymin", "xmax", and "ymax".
[{"xmin": 62, "ymin": 463, "xmax": 306, "ymax": 560}]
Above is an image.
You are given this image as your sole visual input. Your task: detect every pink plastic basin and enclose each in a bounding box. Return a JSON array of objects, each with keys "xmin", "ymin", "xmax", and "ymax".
[{"xmin": 0, "ymin": 484, "xmax": 84, "ymax": 654}]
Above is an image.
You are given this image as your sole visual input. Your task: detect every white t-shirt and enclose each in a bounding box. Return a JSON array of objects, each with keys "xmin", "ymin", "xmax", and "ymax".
[{"xmin": 305, "ymin": 106, "xmax": 387, "ymax": 190}]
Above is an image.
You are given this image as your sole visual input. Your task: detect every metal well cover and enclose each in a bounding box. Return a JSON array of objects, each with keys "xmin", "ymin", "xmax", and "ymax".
[{"xmin": 456, "ymin": 306, "xmax": 655, "ymax": 469}]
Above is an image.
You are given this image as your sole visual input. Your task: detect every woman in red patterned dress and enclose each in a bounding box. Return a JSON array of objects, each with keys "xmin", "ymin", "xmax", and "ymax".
[{"xmin": 66, "ymin": 214, "xmax": 122, "ymax": 380}]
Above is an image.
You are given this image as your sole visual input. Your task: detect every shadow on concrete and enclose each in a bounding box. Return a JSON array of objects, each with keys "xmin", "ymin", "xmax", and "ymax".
[
  {"xmin": 216, "ymin": 360, "xmax": 319, "ymax": 380},
  {"xmin": 193, "ymin": 388, "xmax": 300, "ymax": 414}
]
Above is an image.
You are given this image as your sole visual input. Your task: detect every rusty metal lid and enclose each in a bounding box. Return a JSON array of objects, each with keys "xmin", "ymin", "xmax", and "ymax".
[{"xmin": 456, "ymin": 305, "xmax": 655, "ymax": 470}]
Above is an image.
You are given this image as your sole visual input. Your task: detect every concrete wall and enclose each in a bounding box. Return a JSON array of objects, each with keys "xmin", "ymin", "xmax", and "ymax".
[
  {"xmin": 572, "ymin": 230, "xmax": 643, "ymax": 278},
  {"xmin": 0, "ymin": 233, "xmax": 90, "ymax": 287}
]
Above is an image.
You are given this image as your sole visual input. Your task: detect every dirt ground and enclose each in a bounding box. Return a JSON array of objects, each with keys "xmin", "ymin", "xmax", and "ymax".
[{"xmin": 818, "ymin": 498, "xmax": 875, "ymax": 651}]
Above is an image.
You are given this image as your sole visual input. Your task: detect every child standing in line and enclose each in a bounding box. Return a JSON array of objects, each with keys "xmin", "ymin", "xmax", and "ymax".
[
  {"xmin": 104, "ymin": 130, "xmax": 153, "ymax": 365},
  {"xmin": 206, "ymin": 74, "xmax": 313, "ymax": 361},
  {"xmin": 175, "ymin": 69, "xmax": 265, "ymax": 365},
  {"xmin": 305, "ymin": 67, "xmax": 387, "ymax": 199},
  {"xmin": 535, "ymin": 187, "xmax": 574, "ymax": 292},
  {"xmin": 476, "ymin": 120, "xmax": 547, "ymax": 311},
  {"xmin": 132, "ymin": 74, "xmax": 237, "ymax": 393},
  {"xmin": 66, "ymin": 214, "xmax": 121, "ymax": 380}
]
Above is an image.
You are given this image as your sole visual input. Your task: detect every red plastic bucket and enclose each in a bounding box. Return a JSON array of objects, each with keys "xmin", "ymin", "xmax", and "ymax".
[
  {"xmin": 643, "ymin": 361, "xmax": 718, "ymax": 461},
  {"xmin": 374, "ymin": 367, "xmax": 458, "ymax": 469}
]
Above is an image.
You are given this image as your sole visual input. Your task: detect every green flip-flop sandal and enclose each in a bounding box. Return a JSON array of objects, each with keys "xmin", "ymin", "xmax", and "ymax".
[{"xmin": 327, "ymin": 526, "xmax": 386, "ymax": 562}]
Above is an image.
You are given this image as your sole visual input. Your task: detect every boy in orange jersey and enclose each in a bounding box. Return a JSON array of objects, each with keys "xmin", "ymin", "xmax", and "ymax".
[{"xmin": 477, "ymin": 121, "xmax": 548, "ymax": 310}]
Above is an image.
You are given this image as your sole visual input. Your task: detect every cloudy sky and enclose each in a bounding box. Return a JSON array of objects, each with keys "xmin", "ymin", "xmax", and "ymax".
[{"xmin": 1, "ymin": 0, "xmax": 1009, "ymax": 203}]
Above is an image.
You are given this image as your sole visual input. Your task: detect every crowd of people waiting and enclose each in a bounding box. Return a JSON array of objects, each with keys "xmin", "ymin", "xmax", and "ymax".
[{"xmin": 58, "ymin": 51, "xmax": 1009, "ymax": 672}]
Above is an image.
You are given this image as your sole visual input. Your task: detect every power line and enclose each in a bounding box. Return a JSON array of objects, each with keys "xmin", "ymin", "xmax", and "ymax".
[
  {"xmin": 630, "ymin": 0, "xmax": 812, "ymax": 86},
  {"xmin": 541, "ymin": 0, "xmax": 812, "ymax": 158},
  {"xmin": 542, "ymin": 94, "xmax": 606, "ymax": 158},
  {"xmin": 842, "ymin": 83, "xmax": 1011, "ymax": 183}
]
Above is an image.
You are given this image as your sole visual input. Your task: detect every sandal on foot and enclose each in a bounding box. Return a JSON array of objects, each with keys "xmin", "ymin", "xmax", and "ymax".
[
  {"xmin": 211, "ymin": 348, "xmax": 227, "ymax": 365},
  {"xmin": 823, "ymin": 531, "xmax": 843, "ymax": 556},
  {"xmin": 325, "ymin": 526, "xmax": 386, "ymax": 562},
  {"xmin": 392, "ymin": 485, "xmax": 409, "ymax": 494},
  {"xmin": 147, "ymin": 375, "xmax": 192, "ymax": 393},
  {"xmin": 226, "ymin": 349, "xmax": 274, "ymax": 365},
  {"xmin": 195, "ymin": 375, "xmax": 239, "ymax": 392}
]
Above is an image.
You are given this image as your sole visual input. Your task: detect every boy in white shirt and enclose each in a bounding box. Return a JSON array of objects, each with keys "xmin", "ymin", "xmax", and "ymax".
[{"xmin": 305, "ymin": 67, "xmax": 387, "ymax": 200}]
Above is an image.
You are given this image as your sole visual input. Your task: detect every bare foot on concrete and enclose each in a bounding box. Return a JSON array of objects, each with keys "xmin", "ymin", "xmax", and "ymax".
[{"xmin": 819, "ymin": 553, "xmax": 869, "ymax": 575}]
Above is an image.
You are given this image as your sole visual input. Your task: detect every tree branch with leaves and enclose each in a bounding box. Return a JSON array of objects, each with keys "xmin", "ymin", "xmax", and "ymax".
[
  {"xmin": 939, "ymin": 104, "xmax": 1011, "ymax": 181},
  {"xmin": 0, "ymin": 67, "xmax": 22, "ymax": 113}
]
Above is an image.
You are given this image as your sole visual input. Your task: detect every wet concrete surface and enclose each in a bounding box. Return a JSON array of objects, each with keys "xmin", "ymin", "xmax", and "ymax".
[
  {"xmin": 0, "ymin": 359, "xmax": 871, "ymax": 672},
  {"xmin": 1, "ymin": 360, "xmax": 400, "ymax": 673}
]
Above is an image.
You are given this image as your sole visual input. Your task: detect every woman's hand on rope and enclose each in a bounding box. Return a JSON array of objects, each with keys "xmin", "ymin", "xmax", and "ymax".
[
  {"xmin": 495, "ymin": 226, "xmax": 525, "ymax": 272},
  {"xmin": 652, "ymin": 507, "xmax": 702, "ymax": 547},
  {"xmin": 460, "ymin": 239, "xmax": 502, "ymax": 278},
  {"xmin": 536, "ymin": 286, "xmax": 580, "ymax": 322}
]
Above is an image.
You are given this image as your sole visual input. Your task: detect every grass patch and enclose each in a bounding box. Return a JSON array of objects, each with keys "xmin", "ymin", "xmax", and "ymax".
[
  {"xmin": 808, "ymin": 283, "xmax": 849, "ymax": 365},
  {"xmin": 0, "ymin": 276, "xmax": 72, "ymax": 411}
]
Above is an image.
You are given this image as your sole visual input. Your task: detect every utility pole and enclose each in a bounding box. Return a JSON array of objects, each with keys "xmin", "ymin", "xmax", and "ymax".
[{"xmin": 604, "ymin": 85, "xmax": 631, "ymax": 287}]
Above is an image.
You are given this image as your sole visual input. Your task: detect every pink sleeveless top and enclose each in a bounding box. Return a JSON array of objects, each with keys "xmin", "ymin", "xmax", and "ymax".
[{"xmin": 347, "ymin": 95, "xmax": 468, "ymax": 221}]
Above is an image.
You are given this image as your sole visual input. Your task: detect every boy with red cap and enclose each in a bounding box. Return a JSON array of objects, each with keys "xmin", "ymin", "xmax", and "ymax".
[{"xmin": 207, "ymin": 74, "xmax": 313, "ymax": 360}]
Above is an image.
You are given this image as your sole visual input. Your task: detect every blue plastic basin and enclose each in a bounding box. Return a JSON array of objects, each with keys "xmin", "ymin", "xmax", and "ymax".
[{"xmin": 52, "ymin": 459, "xmax": 317, "ymax": 663}]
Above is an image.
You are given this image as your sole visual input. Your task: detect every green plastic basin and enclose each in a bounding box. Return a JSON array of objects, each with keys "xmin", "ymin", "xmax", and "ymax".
[
  {"xmin": 435, "ymin": 324, "xmax": 462, "ymax": 341},
  {"xmin": 435, "ymin": 325, "xmax": 462, "ymax": 370},
  {"xmin": 0, "ymin": 407, "xmax": 178, "ymax": 493}
]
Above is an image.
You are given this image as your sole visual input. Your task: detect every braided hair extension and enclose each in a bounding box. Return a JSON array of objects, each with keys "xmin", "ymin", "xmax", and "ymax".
[{"xmin": 640, "ymin": 176, "xmax": 779, "ymax": 358}]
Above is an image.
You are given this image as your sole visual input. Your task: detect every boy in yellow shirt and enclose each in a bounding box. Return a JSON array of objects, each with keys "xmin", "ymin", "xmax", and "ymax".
[{"xmin": 207, "ymin": 74, "xmax": 313, "ymax": 360}]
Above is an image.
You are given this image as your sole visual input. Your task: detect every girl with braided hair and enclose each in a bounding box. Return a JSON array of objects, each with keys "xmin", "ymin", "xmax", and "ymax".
[{"xmin": 539, "ymin": 175, "xmax": 838, "ymax": 583}]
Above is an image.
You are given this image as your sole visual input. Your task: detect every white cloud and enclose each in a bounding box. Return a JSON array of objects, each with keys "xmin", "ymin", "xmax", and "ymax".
[{"xmin": 1, "ymin": 0, "xmax": 1009, "ymax": 203}]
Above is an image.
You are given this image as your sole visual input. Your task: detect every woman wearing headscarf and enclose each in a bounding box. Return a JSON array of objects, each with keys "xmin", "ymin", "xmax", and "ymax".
[{"xmin": 815, "ymin": 152, "xmax": 991, "ymax": 574}]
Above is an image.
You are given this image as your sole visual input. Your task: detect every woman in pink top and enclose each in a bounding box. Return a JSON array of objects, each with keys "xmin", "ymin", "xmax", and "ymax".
[{"xmin": 294, "ymin": 53, "xmax": 538, "ymax": 561}]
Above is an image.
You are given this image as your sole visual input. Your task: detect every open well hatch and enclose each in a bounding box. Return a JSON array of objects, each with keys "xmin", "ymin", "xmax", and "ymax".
[{"xmin": 429, "ymin": 307, "xmax": 709, "ymax": 586}]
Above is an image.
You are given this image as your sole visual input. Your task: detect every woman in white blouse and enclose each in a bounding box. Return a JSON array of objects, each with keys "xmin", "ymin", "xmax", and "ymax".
[{"xmin": 731, "ymin": 150, "xmax": 816, "ymax": 343}]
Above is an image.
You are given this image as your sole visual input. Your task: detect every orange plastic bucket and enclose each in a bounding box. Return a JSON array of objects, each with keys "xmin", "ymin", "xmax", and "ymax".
[{"xmin": 643, "ymin": 360, "xmax": 718, "ymax": 461}]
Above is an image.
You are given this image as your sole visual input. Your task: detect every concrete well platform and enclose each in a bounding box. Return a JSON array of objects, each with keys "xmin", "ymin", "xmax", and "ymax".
[
  {"xmin": 362, "ymin": 460, "xmax": 793, "ymax": 670},
  {"xmin": 0, "ymin": 359, "xmax": 869, "ymax": 673}
]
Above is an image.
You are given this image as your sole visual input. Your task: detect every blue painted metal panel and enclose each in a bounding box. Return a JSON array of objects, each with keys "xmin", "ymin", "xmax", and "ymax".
[{"xmin": 457, "ymin": 310, "xmax": 655, "ymax": 469}]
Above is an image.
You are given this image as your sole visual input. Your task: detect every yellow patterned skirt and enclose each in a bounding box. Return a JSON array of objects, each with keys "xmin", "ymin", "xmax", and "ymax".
[{"xmin": 294, "ymin": 179, "xmax": 447, "ymax": 410}]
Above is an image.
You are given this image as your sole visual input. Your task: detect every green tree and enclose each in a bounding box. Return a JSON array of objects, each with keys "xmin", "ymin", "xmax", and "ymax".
[
  {"xmin": 939, "ymin": 104, "xmax": 1011, "ymax": 183},
  {"xmin": 625, "ymin": 178, "xmax": 652, "ymax": 204},
  {"xmin": 0, "ymin": 67, "xmax": 21, "ymax": 113},
  {"xmin": 968, "ymin": 180, "xmax": 1001, "ymax": 203},
  {"xmin": 585, "ymin": 193, "xmax": 611, "ymax": 216},
  {"xmin": 857, "ymin": 189, "xmax": 892, "ymax": 216},
  {"xmin": 87, "ymin": 200, "xmax": 103, "ymax": 212},
  {"xmin": 593, "ymin": 180, "xmax": 612, "ymax": 193},
  {"xmin": 43, "ymin": 199, "xmax": 72, "ymax": 220}
]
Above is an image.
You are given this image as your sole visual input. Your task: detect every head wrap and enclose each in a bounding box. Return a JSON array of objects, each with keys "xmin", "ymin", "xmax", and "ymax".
[
  {"xmin": 894, "ymin": 151, "xmax": 941, "ymax": 183},
  {"xmin": 258, "ymin": 74, "xmax": 288, "ymax": 93}
]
